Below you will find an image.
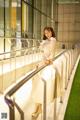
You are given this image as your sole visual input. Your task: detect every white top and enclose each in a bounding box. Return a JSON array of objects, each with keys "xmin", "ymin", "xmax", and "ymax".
[{"xmin": 40, "ymin": 37, "xmax": 56, "ymax": 60}]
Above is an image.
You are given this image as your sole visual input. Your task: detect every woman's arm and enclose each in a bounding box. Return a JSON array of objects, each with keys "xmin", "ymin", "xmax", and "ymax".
[
  {"xmin": 36, "ymin": 38, "xmax": 56, "ymax": 68},
  {"xmin": 46, "ymin": 38, "xmax": 56, "ymax": 60},
  {"xmin": 43, "ymin": 38, "xmax": 56, "ymax": 65}
]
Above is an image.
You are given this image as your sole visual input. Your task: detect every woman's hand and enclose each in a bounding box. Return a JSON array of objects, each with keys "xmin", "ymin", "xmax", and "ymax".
[
  {"xmin": 45, "ymin": 59, "xmax": 53, "ymax": 65},
  {"xmin": 35, "ymin": 59, "xmax": 53, "ymax": 69}
]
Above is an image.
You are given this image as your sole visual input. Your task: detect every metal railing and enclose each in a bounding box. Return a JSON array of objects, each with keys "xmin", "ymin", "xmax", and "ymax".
[
  {"xmin": 4, "ymin": 50, "xmax": 67, "ymax": 120},
  {"xmin": 0, "ymin": 37, "xmax": 79, "ymax": 119},
  {"xmin": 0, "ymin": 41, "xmax": 42, "ymax": 93}
]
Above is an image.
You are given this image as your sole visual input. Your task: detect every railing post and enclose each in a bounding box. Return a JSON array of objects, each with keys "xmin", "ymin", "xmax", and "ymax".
[
  {"xmin": 5, "ymin": 97, "xmax": 15, "ymax": 120},
  {"xmin": 5, "ymin": 96, "xmax": 24, "ymax": 120},
  {"xmin": 60, "ymin": 61, "xmax": 63, "ymax": 103},
  {"xmin": 41, "ymin": 78, "xmax": 47, "ymax": 120},
  {"xmin": 13, "ymin": 98, "xmax": 24, "ymax": 120},
  {"xmin": 53, "ymin": 68, "xmax": 58, "ymax": 120}
]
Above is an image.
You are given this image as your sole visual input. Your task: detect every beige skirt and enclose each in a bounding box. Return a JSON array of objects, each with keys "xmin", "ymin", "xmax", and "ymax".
[{"xmin": 31, "ymin": 64, "xmax": 56, "ymax": 104}]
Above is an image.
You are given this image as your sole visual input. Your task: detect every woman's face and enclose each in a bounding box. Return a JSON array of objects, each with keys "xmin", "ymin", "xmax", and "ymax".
[{"xmin": 44, "ymin": 30, "xmax": 52, "ymax": 39}]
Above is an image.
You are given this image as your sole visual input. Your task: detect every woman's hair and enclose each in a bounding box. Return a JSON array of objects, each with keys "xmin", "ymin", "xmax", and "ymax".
[{"xmin": 43, "ymin": 26, "xmax": 56, "ymax": 40}]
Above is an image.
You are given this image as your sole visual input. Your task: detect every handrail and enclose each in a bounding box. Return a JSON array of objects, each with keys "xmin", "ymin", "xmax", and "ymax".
[
  {"xmin": 5, "ymin": 50, "xmax": 66, "ymax": 96},
  {"xmin": 0, "ymin": 36, "xmax": 41, "ymax": 40},
  {"xmin": 0, "ymin": 48, "xmax": 26, "ymax": 56},
  {"xmin": 4, "ymin": 50, "xmax": 67, "ymax": 120},
  {"xmin": 0, "ymin": 45, "xmax": 40, "ymax": 61},
  {"xmin": 0, "ymin": 45, "xmax": 39, "ymax": 56}
]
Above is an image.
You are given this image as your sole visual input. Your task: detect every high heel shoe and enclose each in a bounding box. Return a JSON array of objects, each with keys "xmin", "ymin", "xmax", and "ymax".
[{"xmin": 32, "ymin": 104, "xmax": 42, "ymax": 119}]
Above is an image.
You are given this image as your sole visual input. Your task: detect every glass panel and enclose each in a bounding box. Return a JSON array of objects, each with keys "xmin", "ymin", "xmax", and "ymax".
[
  {"xmin": 41, "ymin": 0, "xmax": 47, "ymax": 15},
  {"xmin": 22, "ymin": 1, "xmax": 28, "ymax": 33},
  {"xmin": 33, "ymin": 9, "xmax": 41, "ymax": 39},
  {"xmin": 0, "ymin": 0, "xmax": 4, "ymax": 53},
  {"xmin": 26, "ymin": 0, "xmax": 33, "ymax": 4},
  {"xmin": 41, "ymin": 15, "xmax": 47, "ymax": 37},
  {"xmin": 47, "ymin": 18, "xmax": 51, "ymax": 26},
  {"xmin": 0, "ymin": 0, "xmax": 4, "ymax": 36},
  {"xmin": 4, "ymin": 0, "xmax": 22, "ymax": 52},
  {"xmin": 16, "ymin": 0, "xmax": 21, "ymax": 50},
  {"xmin": 5, "ymin": 0, "xmax": 11, "ymax": 37},
  {"xmin": 22, "ymin": 1, "xmax": 33, "ymax": 38},
  {"xmin": 34, "ymin": 0, "xmax": 41, "ymax": 11},
  {"xmin": 47, "ymin": 0, "xmax": 52, "ymax": 17},
  {"xmin": 28, "ymin": 5, "xmax": 33, "ymax": 38}
]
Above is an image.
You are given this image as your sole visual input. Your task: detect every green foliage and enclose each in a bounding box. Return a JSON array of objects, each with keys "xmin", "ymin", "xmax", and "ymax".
[{"xmin": 64, "ymin": 61, "xmax": 80, "ymax": 120}]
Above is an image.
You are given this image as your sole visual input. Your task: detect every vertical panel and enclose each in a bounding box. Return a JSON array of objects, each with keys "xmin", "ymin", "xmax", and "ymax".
[
  {"xmin": 11, "ymin": 7, "xmax": 16, "ymax": 31},
  {"xmin": 0, "ymin": 0, "xmax": 4, "ymax": 53}
]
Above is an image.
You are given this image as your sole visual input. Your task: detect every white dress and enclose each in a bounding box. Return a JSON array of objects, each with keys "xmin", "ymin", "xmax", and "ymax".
[
  {"xmin": 31, "ymin": 37, "xmax": 56, "ymax": 104},
  {"xmin": 40, "ymin": 37, "xmax": 56, "ymax": 60}
]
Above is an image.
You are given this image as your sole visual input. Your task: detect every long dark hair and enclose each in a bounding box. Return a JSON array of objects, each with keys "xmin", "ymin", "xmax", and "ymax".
[{"xmin": 43, "ymin": 27, "xmax": 56, "ymax": 40}]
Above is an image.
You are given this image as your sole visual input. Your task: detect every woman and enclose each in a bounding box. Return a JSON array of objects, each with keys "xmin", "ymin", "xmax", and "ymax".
[
  {"xmin": 39, "ymin": 26, "xmax": 56, "ymax": 65},
  {"xmin": 31, "ymin": 27, "xmax": 56, "ymax": 119}
]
